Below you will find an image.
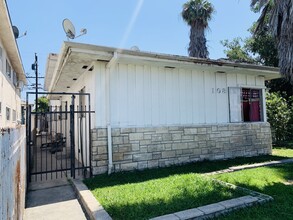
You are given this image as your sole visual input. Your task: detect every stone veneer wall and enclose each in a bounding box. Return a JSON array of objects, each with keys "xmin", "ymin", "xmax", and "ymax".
[{"xmin": 91, "ymin": 123, "xmax": 272, "ymax": 175}]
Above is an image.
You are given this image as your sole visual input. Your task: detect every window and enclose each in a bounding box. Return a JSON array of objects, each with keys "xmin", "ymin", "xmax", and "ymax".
[
  {"xmin": 13, "ymin": 71, "xmax": 18, "ymax": 87},
  {"xmin": 0, "ymin": 101, "xmax": 2, "ymax": 115},
  {"xmin": 0, "ymin": 46, "xmax": 3, "ymax": 71},
  {"xmin": 6, "ymin": 60, "xmax": 11, "ymax": 78},
  {"xmin": 12, "ymin": 109, "xmax": 16, "ymax": 121},
  {"xmin": 6, "ymin": 107, "xmax": 10, "ymax": 121},
  {"xmin": 229, "ymin": 87, "xmax": 263, "ymax": 123}
]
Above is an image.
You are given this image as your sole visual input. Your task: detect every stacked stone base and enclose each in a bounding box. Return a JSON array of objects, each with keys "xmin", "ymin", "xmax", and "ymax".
[{"xmin": 91, "ymin": 123, "xmax": 272, "ymax": 175}]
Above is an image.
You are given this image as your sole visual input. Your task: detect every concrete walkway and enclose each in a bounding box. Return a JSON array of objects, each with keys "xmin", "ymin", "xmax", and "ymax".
[{"xmin": 24, "ymin": 178, "xmax": 88, "ymax": 220}]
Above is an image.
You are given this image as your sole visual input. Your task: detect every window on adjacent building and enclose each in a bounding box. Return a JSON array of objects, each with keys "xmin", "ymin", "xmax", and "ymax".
[
  {"xmin": 0, "ymin": 46, "xmax": 2, "ymax": 71},
  {"xmin": 6, "ymin": 107, "xmax": 10, "ymax": 121},
  {"xmin": 13, "ymin": 71, "xmax": 18, "ymax": 87},
  {"xmin": 6, "ymin": 60, "xmax": 12, "ymax": 78},
  {"xmin": 229, "ymin": 87, "xmax": 263, "ymax": 123},
  {"xmin": 12, "ymin": 109, "xmax": 16, "ymax": 121}
]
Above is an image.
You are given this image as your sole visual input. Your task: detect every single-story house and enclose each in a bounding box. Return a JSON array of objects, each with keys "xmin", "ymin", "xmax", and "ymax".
[{"xmin": 45, "ymin": 42, "xmax": 280, "ymax": 175}]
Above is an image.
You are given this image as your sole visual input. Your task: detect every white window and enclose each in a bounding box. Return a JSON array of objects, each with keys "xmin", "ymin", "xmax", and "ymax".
[{"xmin": 229, "ymin": 87, "xmax": 263, "ymax": 123}]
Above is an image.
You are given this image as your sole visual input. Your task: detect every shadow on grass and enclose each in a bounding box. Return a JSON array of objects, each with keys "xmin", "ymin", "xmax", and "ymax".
[
  {"xmin": 273, "ymin": 140, "xmax": 293, "ymax": 149},
  {"xmin": 85, "ymin": 154, "xmax": 288, "ymax": 189},
  {"xmin": 98, "ymin": 183, "xmax": 244, "ymax": 220}
]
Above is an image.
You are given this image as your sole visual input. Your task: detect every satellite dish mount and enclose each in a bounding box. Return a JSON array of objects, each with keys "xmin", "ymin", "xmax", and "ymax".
[
  {"xmin": 62, "ymin": 19, "xmax": 87, "ymax": 41},
  {"xmin": 12, "ymin": 26, "xmax": 27, "ymax": 39}
]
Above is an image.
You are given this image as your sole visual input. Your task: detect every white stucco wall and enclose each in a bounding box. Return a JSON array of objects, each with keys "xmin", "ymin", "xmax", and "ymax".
[
  {"xmin": 93, "ymin": 62, "xmax": 265, "ymax": 128},
  {"xmin": 0, "ymin": 40, "xmax": 22, "ymax": 128}
]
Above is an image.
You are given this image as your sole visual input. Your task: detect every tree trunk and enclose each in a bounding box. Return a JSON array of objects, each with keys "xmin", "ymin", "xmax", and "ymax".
[
  {"xmin": 188, "ymin": 21, "xmax": 208, "ymax": 58},
  {"xmin": 274, "ymin": 0, "xmax": 293, "ymax": 83}
]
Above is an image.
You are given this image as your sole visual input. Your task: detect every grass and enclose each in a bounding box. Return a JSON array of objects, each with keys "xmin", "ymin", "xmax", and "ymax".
[
  {"xmin": 213, "ymin": 163, "xmax": 293, "ymax": 220},
  {"xmin": 85, "ymin": 174, "xmax": 245, "ymax": 219},
  {"xmin": 84, "ymin": 147, "xmax": 293, "ymax": 220},
  {"xmin": 272, "ymin": 147, "xmax": 293, "ymax": 158}
]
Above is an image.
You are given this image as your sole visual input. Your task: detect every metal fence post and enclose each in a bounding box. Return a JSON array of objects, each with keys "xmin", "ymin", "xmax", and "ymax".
[{"xmin": 70, "ymin": 95, "xmax": 75, "ymax": 178}]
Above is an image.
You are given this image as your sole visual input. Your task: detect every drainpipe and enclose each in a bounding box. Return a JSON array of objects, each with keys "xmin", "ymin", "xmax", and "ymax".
[{"xmin": 106, "ymin": 52, "xmax": 118, "ymax": 174}]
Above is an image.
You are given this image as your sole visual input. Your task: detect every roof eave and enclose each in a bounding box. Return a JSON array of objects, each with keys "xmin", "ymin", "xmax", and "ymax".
[{"xmin": 0, "ymin": 0, "xmax": 26, "ymax": 84}]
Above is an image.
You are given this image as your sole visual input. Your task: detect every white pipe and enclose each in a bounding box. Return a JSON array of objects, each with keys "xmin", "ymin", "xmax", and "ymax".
[
  {"xmin": 106, "ymin": 52, "xmax": 118, "ymax": 174},
  {"xmin": 107, "ymin": 124, "xmax": 113, "ymax": 174}
]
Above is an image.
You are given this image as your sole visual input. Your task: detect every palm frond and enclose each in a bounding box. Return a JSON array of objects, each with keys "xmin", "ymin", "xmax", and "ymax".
[
  {"xmin": 254, "ymin": 3, "xmax": 271, "ymax": 34},
  {"xmin": 251, "ymin": 0, "xmax": 270, "ymax": 10},
  {"xmin": 253, "ymin": 0, "xmax": 293, "ymax": 82}
]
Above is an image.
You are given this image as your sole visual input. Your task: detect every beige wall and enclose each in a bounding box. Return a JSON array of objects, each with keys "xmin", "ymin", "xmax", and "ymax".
[{"xmin": 0, "ymin": 40, "xmax": 22, "ymax": 128}]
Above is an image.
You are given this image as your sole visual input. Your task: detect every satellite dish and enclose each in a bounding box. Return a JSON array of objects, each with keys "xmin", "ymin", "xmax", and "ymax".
[
  {"xmin": 12, "ymin": 26, "xmax": 19, "ymax": 39},
  {"xmin": 130, "ymin": 46, "xmax": 140, "ymax": 52},
  {"xmin": 62, "ymin": 19, "xmax": 76, "ymax": 40}
]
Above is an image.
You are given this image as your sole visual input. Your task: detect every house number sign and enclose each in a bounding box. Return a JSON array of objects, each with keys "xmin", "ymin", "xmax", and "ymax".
[{"xmin": 212, "ymin": 88, "xmax": 227, "ymax": 94}]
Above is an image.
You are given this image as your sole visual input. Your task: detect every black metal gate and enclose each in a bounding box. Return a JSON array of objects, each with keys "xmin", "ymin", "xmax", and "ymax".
[{"xmin": 26, "ymin": 92, "xmax": 94, "ymax": 182}]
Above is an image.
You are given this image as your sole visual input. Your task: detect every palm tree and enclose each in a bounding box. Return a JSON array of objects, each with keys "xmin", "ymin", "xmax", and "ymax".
[
  {"xmin": 251, "ymin": 0, "xmax": 293, "ymax": 83},
  {"xmin": 182, "ymin": 0, "xmax": 214, "ymax": 58}
]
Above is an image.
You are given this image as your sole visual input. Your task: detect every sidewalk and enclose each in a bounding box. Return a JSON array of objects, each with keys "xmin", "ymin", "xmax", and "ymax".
[{"xmin": 24, "ymin": 178, "xmax": 88, "ymax": 220}]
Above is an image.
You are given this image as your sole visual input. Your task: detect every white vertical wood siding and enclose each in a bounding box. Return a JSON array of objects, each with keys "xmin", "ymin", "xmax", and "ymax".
[{"xmin": 94, "ymin": 62, "xmax": 265, "ymax": 127}]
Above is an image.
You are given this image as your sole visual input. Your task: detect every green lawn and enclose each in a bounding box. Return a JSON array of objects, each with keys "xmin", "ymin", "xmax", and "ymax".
[
  {"xmin": 214, "ymin": 163, "xmax": 293, "ymax": 220},
  {"xmin": 272, "ymin": 147, "xmax": 293, "ymax": 158},
  {"xmin": 85, "ymin": 174, "xmax": 244, "ymax": 220},
  {"xmin": 84, "ymin": 148, "xmax": 293, "ymax": 220}
]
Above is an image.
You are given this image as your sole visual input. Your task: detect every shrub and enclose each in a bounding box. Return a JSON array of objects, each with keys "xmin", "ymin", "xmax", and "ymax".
[{"xmin": 266, "ymin": 92, "xmax": 291, "ymax": 141}]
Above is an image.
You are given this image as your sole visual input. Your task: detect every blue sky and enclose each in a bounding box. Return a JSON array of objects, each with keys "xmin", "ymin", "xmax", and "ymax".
[{"xmin": 7, "ymin": 0, "xmax": 259, "ymax": 97}]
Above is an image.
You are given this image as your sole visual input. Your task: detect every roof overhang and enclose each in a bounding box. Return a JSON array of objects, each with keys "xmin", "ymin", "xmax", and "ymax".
[
  {"xmin": 45, "ymin": 41, "xmax": 281, "ymax": 92},
  {"xmin": 0, "ymin": 0, "xmax": 26, "ymax": 84}
]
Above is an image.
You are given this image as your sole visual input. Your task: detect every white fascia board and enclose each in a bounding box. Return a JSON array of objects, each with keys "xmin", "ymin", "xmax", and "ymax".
[{"xmin": 48, "ymin": 43, "xmax": 70, "ymax": 92}]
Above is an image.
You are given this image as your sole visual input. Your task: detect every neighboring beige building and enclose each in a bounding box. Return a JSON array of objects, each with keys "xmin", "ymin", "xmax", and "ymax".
[
  {"xmin": 0, "ymin": 1, "xmax": 27, "ymax": 220},
  {"xmin": 0, "ymin": 0, "xmax": 26, "ymax": 128}
]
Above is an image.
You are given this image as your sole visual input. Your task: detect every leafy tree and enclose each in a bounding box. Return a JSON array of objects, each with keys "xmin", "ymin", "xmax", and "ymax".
[
  {"xmin": 36, "ymin": 96, "xmax": 49, "ymax": 113},
  {"xmin": 182, "ymin": 0, "xmax": 214, "ymax": 58},
  {"xmin": 221, "ymin": 38, "xmax": 254, "ymax": 63},
  {"xmin": 251, "ymin": 0, "xmax": 293, "ymax": 83},
  {"xmin": 245, "ymin": 26, "xmax": 278, "ymax": 67},
  {"xmin": 221, "ymin": 9, "xmax": 293, "ymax": 99}
]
